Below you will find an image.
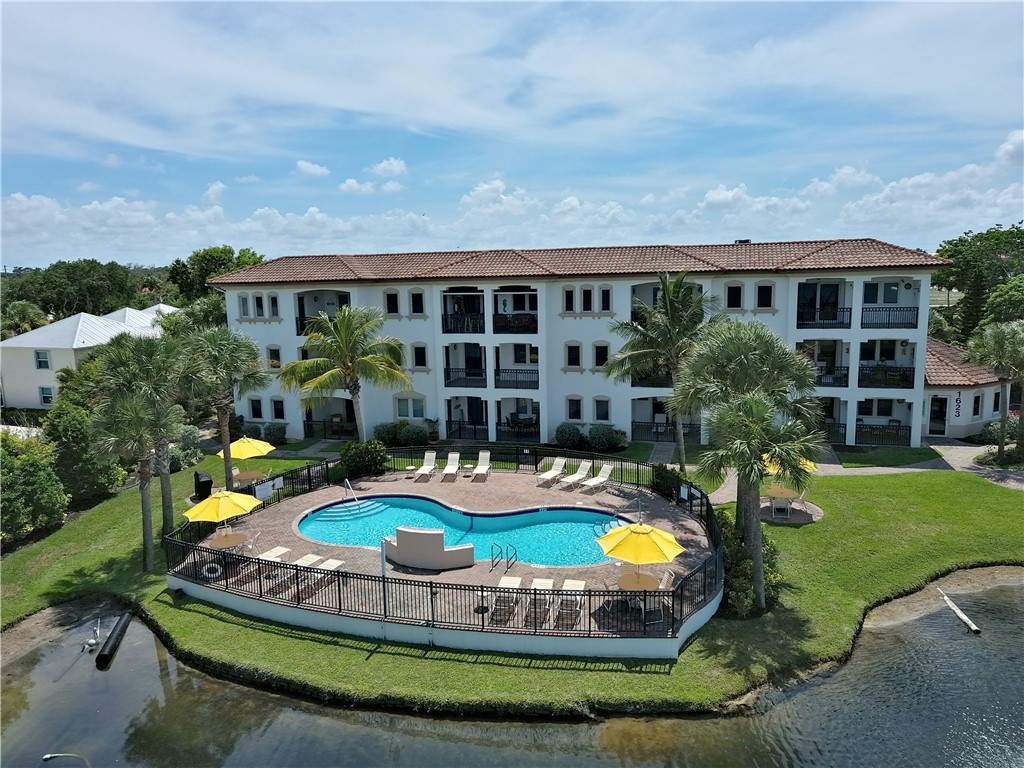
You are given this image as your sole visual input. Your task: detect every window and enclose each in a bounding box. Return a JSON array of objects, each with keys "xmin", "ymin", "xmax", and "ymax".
[
  {"xmin": 863, "ymin": 283, "xmax": 878, "ymax": 304},
  {"xmin": 594, "ymin": 343, "xmax": 609, "ymax": 367},
  {"xmin": 756, "ymin": 284, "xmax": 774, "ymax": 309},
  {"xmin": 566, "ymin": 344, "xmax": 581, "ymax": 367},
  {"xmin": 994, "ymin": 391, "xmax": 1001, "ymax": 413},
  {"xmin": 581, "ymin": 288, "xmax": 593, "ymax": 312},
  {"xmin": 410, "ymin": 291, "xmax": 425, "ymax": 315},
  {"xmin": 412, "ymin": 345, "xmax": 427, "ymax": 368},
  {"xmin": 858, "ymin": 399, "xmax": 894, "ymax": 417},
  {"xmin": 567, "ymin": 397, "xmax": 582, "ymax": 421},
  {"xmin": 39, "ymin": 387, "xmax": 54, "ymax": 406},
  {"xmin": 857, "ymin": 400, "xmax": 873, "ymax": 417},
  {"xmin": 239, "ymin": 295, "xmax": 250, "ymax": 317},
  {"xmin": 385, "ymin": 291, "xmax": 400, "ymax": 315},
  {"xmin": 269, "ymin": 295, "xmax": 280, "ymax": 317},
  {"xmin": 266, "ymin": 347, "xmax": 282, "ymax": 369},
  {"xmin": 973, "ymin": 395, "xmax": 982, "ymax": 417},
  {"xmin": 254, "ymin": 295, "xmax": 265, "ymax": 318},
  {"xmin": 396, "ymin": 397, "xmax": 425, "ymax": 418},
  {"xmin": 594, "ymin": 398, "xmax": 610, "ymax": 421},
  {"xmin": 876, "ymin": 399, "xmax": 893, "ymax": 417},
  {"xmin": 249, "ymin": 398, "xmax": 263, "ymax": 420},
  {"xmin": 600, "ymin": 288, "xmax": 612, "ymax": 312},
  {"xmin": 726, "ymin": 285, "xmax": 743, "ymax": 309},
  {"xmin": 563, "ymin": 288, "xmax": 575, "ymax": 313},
  {"xmin": 883, "ymin": 282, "xmax": 899, "ymax": 304},
  {"xmin": 34, "ymin": 350, "xmax": 50, "ymax": 370},
  {"xmin": 860, "ymin": 340, "xmax": 896, "ymax": 362},
  {"xmin": 271, "ymin": 399, "xmax": 285, "ymax": 420}
]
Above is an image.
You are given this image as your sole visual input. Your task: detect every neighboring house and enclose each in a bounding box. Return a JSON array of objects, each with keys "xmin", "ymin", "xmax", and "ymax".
[
  {"xmin": 208, "ymin": 238, "xmax": 950, "ymax": 448},
  {"xmin": 923, "ymin": 337, "xmax": 1004, "ymax": 440},
  {"xmin": 0, "ymin": 306, "xmax": 174, "ymax": 410}
]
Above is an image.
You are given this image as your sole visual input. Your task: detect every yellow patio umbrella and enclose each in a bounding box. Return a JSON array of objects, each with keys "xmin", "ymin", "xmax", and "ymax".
[
  {"xmin": 217, "ymin": 437, "xmax": 276, "ymax": 460},
  {"xmin": 761, "ymin": 454, "xmax": 817, "ymax": 475},
  {"xmin": 596, "ymin": 523, "xmax": 685, "ymax": 574},
  {"xmin": 185, "ymin": 490, "xmax": 261, "ymax": 526}
]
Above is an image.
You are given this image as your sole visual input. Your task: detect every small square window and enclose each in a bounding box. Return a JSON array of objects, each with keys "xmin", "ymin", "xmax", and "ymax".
[
  {"xmin": 39, "ymin": 387, "xmax": 54, "ymax": 406},
  {"xmin": 249, "ymin": 398, "xmax": 263, "ymax": 420},
  {"xmin": 566, "ymin": 345, "xmax": 581, "ymax": 367},
  {"xmin": 582, "ymin": 288, "xmax": 593, "ymax": 312},
  {"xmin": 411, "ymin": 292, "xmax": 425, "ymax": 315},
  {"xmin": 594, "ymin": 399, "xmax": 610, "ymax": 421},
  {"xmin": 879, "ymin": 340, "xmax": 896, "ymax": 362},
  {"xmin": 513, "ymin": 344, "xmax": 528, "ymax": 364},
  {"xmin": 567, "ymin": 398, "xmax": 582, "ymax": 420},
  {"xmin": 34, "ymin": 350, "xmax": 50, "ymax": 370},
  {"xmin": 726, "ymin": 285, "xmax": 742, "ymax": 309},
  {"xmin": 269, "ymin": 295, "xmax": 280, "ymax": 317},
  {"xmin": 860, "ymin": 341, "xmax": 876, "ymax": 361},
  {"xmin": 512, "ymin": 294, "xmax": 526, "ymax": 312},
  {"xmin": 272, "ymin": 399, "xmax": 285, "ymax": 420},
  {"xmin": 877, "ymin": 399, "xmax": 894, "ymax": 417},
  {"xmin": 600, "ymin": 288, "xmax": 612, "ymax": 312},
  {"xmin": 254, "ymin": 295, "xmax": 265, "ymax": 318},
  {"xmin": 883, "ymin": 283, "xmax": 899, "ymax": 304},
  {"xmin": 385, "ymin": 292, "xmax": 400, "ymax": 314},
  {"xmin": 563, "ymin": 289, "xmax": 575, "ymax": 313},
  {"xmin": 863, "ymin": 283, "xmax": 879, "ymax": 304},
  {"xmin": 756, "ymin": 284, "xmax": 773, "ymax": 308},
  {"xmin": 239, "ymin": 296, "xmax": 250, "ymax": 317},
  {"xmin": 267, "ymin": 348, "xmax": 282, "ymax": 368},
  {"xmin": 413, "ymin": 346, "xmax": 427, "ymax": 367},
  {"xmin": 857, "ymin": 400, "xmax": 873, "ymax": 416},
  {"xmin": 594, "ymin": 344, "xmax": 609, "ymax": 367}
]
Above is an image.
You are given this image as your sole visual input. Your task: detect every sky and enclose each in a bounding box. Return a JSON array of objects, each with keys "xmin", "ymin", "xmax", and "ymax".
[{"xmin": 2, "ymin": 2, "xmax": 1022, "ymax": 271}]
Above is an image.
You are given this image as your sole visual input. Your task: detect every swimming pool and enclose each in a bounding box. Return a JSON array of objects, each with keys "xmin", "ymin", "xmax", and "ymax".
[{"xmin": 297, "ymin": 495, "xmax": 625, "ymax": 567}]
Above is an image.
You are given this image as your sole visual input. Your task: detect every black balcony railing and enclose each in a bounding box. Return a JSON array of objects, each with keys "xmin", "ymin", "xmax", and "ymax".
[
  {"xmin": 442, "ymin": 313, "xmax": 486, "ymax": 334},
  {"xmin": 443, "ymin": 367, "xmax": 488, "ymax": 388},
  {"xmin": 444, "ymin": 420, "xmax": 489, "ymax": 441},
  {"xmin": 858, "ymin": 365, "xmax": 915, "ymax": 389},
  {"xmin": 823, "ymin": 421, "xmax": 847, "ymax": 444},
  {"xmin": 496, "ymin": 421, "xmax": 541, "ymax": 443},
  {"xmin": 303, "ymin": 419, "xmax": 358, "ymax": 440},
  {"xmin": 494, "ymin": 368, "xmax": 540, "ymax": 389},
  {"xmin": 855, "ymin": 423, "xmax": 911, "ymax": 446},
  {"xmin": 796, "ymin": 306, "xmax": 852, "ymax": 329},
  {"xmin": 630, "ymin": 421, "xmax": 700, "ymax": 443},
  {"xmin": 492, "ymin": 313, "xmax": 538, "ymax": 334},
  {"xmin": 815, "ymin": 366, "xmax": 850, "ymax": 387},
  {"xmin": 631, "ymin": 373, "xmax": 672, "ymax": 388},
  {"xmin": 861, "ymin": 306, "xmax": 919, "ymax": 329}
]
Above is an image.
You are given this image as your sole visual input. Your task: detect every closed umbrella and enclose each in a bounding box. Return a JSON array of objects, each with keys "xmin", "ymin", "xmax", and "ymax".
[
  {"xmin": 596, "ymin": 523, "xmax": 685, "ymax": 575},
  {"xmin": 184, "ymin": 490, "xmax": 261, "ymax": 526}
]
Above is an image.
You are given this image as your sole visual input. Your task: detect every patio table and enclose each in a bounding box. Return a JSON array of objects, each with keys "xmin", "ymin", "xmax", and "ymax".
[
  {"xmin": 207, "ymin": 532, "xmax": 247, "ymax": 551},
  {"xmin": 617, "ymin": 572, "xmax": 659, "ymax": 590}
]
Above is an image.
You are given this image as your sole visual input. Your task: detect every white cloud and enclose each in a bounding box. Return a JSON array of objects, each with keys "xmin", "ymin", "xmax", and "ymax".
[
  {"xmin": 996, "ymin": 130, "xmax": 1023, "ymax": 167},
  {"xmin": 296, "ymin": 160, "xmax": 330, "ymax": 177},
  {"xmin": 368, "ymin": 157, "xmax": 407, "ymax": 177},
  {"xmin": 380, "ymin": 181, "xmax": 404, "ymax": 193},
  {"xmin": 202, "ymin": 181, "xmax": 227, "ymax": 204},
  {"xmin": 77, "ymin": 181, "xmax": 100, "ymax": 193},
  {"xmin": 459, "ymin": 179, "xmax": 541, "ymax": 216},
  {"xmin": 802, "ymin": 166, "xmax": 881, "ymax": 196},
  {"xmin": 638, "ymin": 186, "xmax": 689, "ymax": 206},
  {"xmin": 339, "ymin": 178, "xmax": 375, "ymax": 195},
  {"xmin": 234, "ymin": 174, "xmax": 261, "ymax": 184}
]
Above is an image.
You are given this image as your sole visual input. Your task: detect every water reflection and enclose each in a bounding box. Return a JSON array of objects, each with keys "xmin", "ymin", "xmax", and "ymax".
[{"xmin": 3, "ymin": 586, "xmax": 1021, "ymax": 768}]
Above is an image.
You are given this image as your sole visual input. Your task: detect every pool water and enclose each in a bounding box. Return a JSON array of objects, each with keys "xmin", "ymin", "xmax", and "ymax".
[{"xmin": 298, "ymin": 495, "xmax": 624, "ymax": 567}]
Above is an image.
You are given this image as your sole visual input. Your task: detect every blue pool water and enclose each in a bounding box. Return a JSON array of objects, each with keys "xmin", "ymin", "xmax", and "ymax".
[{"xmin": 297, "ymin": 495, "xmax": 625, "ymax": 566}]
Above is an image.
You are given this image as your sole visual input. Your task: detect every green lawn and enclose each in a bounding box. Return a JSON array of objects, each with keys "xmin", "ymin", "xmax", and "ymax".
[
  {"xmin": 835, "ymin": 445, "xmax": 941, "ymax": 468},
  {"xmin": 3, "ymin": 468, "xmax": 1021, "ymax": 716},
  {"xmin": 272, "ymin": 438, "xmax": 323, "ymax": 451}
]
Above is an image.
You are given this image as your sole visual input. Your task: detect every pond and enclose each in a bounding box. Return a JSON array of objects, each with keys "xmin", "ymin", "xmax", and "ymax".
[{"xmin": 3, "ymin": 579, "xmax": 1021, "ymax": 767}]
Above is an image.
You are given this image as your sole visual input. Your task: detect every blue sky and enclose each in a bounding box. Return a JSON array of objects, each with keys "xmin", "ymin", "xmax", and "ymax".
[{"xmin": 2, "ymin": 2, "xmax": 1022, "ymax": 270}]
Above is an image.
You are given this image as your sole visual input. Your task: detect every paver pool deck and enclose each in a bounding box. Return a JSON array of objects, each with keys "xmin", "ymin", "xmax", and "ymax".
[{"xmin": 207, "ymin": 471, "xmax": 713, "ymax": 590}]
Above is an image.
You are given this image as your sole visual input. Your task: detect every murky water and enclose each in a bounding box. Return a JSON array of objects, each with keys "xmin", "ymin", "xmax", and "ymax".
[{"xmin": 3, "ymin": 586, "xmax": 1021, "ymax": 768}]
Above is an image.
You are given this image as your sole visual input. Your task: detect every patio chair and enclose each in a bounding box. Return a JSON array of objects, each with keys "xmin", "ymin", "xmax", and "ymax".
[
  {"xmin": 240, "ymin": 531, "xmax": 262, "ymax": 554},
  {"xmin": 414, "ymin": 451, "xmax": 437, "ymax": 482},
  {"xmin": 472, "ymin": 451, "xmax": 491, "ymax": 481},
  {"xmin": 643, "ymin": 571, "xmax": 675, "ymax": 625},
  {"xmin": 488, "ymin": 575, "xmax": 522, "ymax": 626},
  {"xmin": 522, "ymin": 578, "xmax": 555, "ymax": 628},
  {"xmin": 579, "ymin": 463, "xmax": 613, "ymax": 494},
  {"xmin": 552, "ymin": 579, "xmax": 586, "ymax": 630},
  {"xmin": 440, "ymin": 452, "xmax": 461, "ymax": 482},
  {"xmin": 653, "ymin": 413, "xmax": 669, "ymax": 434},
  {"xmin": 536, "ymin": 457, "xmax": 567, "ymax": 486},
  {"xmin": 557, "ymin": 460, "xmax": 593, "ymax": 490}
]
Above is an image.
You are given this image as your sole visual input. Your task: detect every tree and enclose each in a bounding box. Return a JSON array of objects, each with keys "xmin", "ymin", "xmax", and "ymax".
[
  {"xmin": 0, "ymin": 431, "xmax": 70, "ymax": 546},
  {"xmin": 42, "ymin": 397, "xmax": 126, "ymax": 507},
  {"xmin": 670, "ymin": 321, "xmax": 823, "ymax": 610},
  {"xmin": 4, "ymin": 259, "xmax": 140, "ymax": 318},
  {"xmin": 982, "ymin": 274, "xmax": 1024, "ymax": 327},
  {"xmin": 186, "ymin": 327, "xmax": 270, "ymax": 490},
  {"xmin": 934, "ymin": 223, "xmax": 1024, "ymax": 343},
  {"xmin": 604, "ymin": 272, "xmax": 722, "ymax": 476},
  {"xmin": 168, "ymin": 245, "xmax": 263, "ymax": 301},
  {"xmin": 156, "ymin": 293, "xmax": 227, "ymax": 337},
  {"xmin": 1, "ymin": 300, "xmax": 48, "ymax": 339},
  {"xmin": 968, "ymin": 320, "xmax": 1024, "ymax": 461},
  {"xmin": 277, "ymin": 307, "xmax": 410, "ymax": 443}
]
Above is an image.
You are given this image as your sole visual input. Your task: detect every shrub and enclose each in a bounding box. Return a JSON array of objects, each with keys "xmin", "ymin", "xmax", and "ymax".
[
  {"xmin": 373, "ymin": 421, "xmax": 403, "ymax": 447},
  {"xmin": 588, "ymin": 424, "xmax": 627, "ymax": 452},
  {"xmin": 264, "ymin": 423, "xmax": 288, "ymax": 446},
  {"xmin": 337, "ymin": 439, "xmax": 389, "ymax": 479},
  {"xmin": 178, "ymin": 424, "xmax": 202, "ymax": 454},
  {"xmin": 976, "ymin": 414, "xmax": 1020, "ymax": 445},
  {"xmin": 554, "ymin": 422, "xmax": 582, "ymax": 448},
  {"xmin": 1, "ymin": 431, "xmax": 69, "ymax": 546},
  {"xmin": 242, "ymin": 422, "xmax": 264, "ymax": 439},
  {"xmin": 399, "ymin": 424, "xmax": 428, "ymax": 446},
  {"xmin": 168, "ymin": 444, "xmax": 202, "ymax": 473},
  {"xmin": 41, "ymin": 399, "xmax": 125, "ymax": 507},
  {"xmin": 715, "ymin": 508, "xmax": 782, "ymax": 619},
  {"xmin": 652, "ymin": 464, "xmax": 684, "ymax": 501}
]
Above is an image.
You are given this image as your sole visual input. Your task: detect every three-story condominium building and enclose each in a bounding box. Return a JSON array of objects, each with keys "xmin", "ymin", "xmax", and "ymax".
[{"xmin": 209, "ymin": 238, "xmax": 951, "ymax": 449}]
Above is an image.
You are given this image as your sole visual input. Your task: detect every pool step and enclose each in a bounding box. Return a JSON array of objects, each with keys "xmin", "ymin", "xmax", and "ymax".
[
  {"xmin": 594, "ymin": 519, "xmax": 627, "ymax": 536},
  {"xmin": 316, "ymin": 501, "xmax": 388, "ymax": 521}
]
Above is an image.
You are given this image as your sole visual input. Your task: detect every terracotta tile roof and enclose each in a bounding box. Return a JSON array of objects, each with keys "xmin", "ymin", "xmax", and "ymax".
[
  {"xmin": 925, "ymin": 337, "xmax": 1001, "ymax": 387},
  {"xmin": 208, "ymin": 238, "xmax": 949, "ymax": 286}
]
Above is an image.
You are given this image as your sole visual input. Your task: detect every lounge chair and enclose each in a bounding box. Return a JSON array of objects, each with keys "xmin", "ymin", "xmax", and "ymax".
[
  {"xmin": 414, "ymin": 451, "xmax": 437, "ymax": 481},
  {"xmin": 523, "ymin": 578, "xmax": 555, "ymax": 627},
  {"xmin": 489, "ymin": 575, "xmax": 522, "ymax": 626},
  {"xmin": 291, "ymin": 554, "xmax": 323, "ymax": 567},
  {"xmin": 440, "ymin": 452, "xmax": 461, "ymax": 482},
  {"xmin": 557, "ymin": 460, "xmax": 593, "ymax": 490},
  {"xmin": 579, "ymin": 463, "xmax": 613, "ymax": 493},
  {"xmin": 257, "ymin": 546, "xmax": 290, "ymax": 561},
  {"xmin": 536, "ymin": 457, "xmax": 567, "ymax": 486},
  {"xmin": 472, "ymin": 451, "xmax": 491, "ymax": 481},
  {"xmin": 553, "ymin": 579, "xmax": 586, "ymax": 630}
]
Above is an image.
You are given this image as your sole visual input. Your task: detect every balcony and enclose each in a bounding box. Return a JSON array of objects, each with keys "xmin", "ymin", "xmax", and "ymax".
[
  {"xmin": 494, "ymin": 367, "xmax": 539, "ymax": 389},
  {"xmin": 443, "ymin": 367, "xmax": 487, "ymax": 388},
  {"xmin": 496, "ymin": 416, "xmax": 540, "ymax": 443},
  {"xmin": 858, "ymin": 365, "xmax": 914, "ymax": 389},
  {"xmin": 823, "ymin": 421, "xmax": 847, "ymax": 444},
  {"xmin": 815, "ymin": 366, "xmax": 850, "ymax": 387},
  {"xmin": 492, "ymin": 313, "xmax": 538, "ymax": 334},
  {"xmin": 861, "ymin": 306, "xmax": 919, "ymax": 329},
  {"xmin": 631, "ymin": 373, "xmax": 672, "ymax": 388},
  {"xmin": 855, "ymin": 422, "xmax": 911, "ymax": 446},
  {"xmin": 442, "ymin": 313, "xmax": 485, "ymax": 334},
  {"xmin": 631, "ymin": 421, "xmax": 699, "ymax": 443},
  {"xmin": 796, "ymin": 306, "xmax": 852, "ymax": 329},
  {"xmin": 444, "ymin": 420, "xmax": 489, "ymax": 441}
]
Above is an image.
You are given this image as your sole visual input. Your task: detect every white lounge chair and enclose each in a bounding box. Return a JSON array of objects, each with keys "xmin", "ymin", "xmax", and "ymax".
[
  {"xmin": 579, "ymin": 463, "xmax": 613, "ymax": 493},
  {"xmin": 257, "ymin": 546, "xmax": 290, "ymax": 561},
  {"xmin": 557, "ymin": 460, "xmax": 593, "ymax": 490},
  {"xmin": 536, "ymin": 457, "xmax": 567, "ymax": 486},
  {"xmin": 291, "ymin": 554, "xmax": 323, "ymax": 567},
  {"xmin": 472, "ymin": 451, "xmax": 491, "ymax": 481},
  {"xmin": 523, "ymin": 578, "xmax": 555, "ymax": 627},
  {"xmin": 489, "ymin": 575, "xmax": 522, "ymax": 626},
  {"xmin": 554, "ymin": 579, "xmax": 586, "ymax": 629},
  {"xmin": 414, "ymin": 451, "xmax": 437, "ymax": 481},
  {"xmin": 440, "ymin": 452, "xmax": 461, "ymax": 482}
]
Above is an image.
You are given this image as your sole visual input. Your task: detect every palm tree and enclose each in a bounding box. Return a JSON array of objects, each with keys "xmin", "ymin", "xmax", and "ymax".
[
  {"xmin": 968, "ymin": 320, "xmax": 1024, "ymax": 460},
  {"xmin": 671, "ymin": 321, "xmax": 823, "ymax": 610},
  {"xmin": 92, "ymin": 334, "xmax": 197, "ymax": 540},
  {"xmin": 186, "ymin": 327, "xmax": 270, "ymax": 490},
  {"xmin": 1, "ymin": 299, "xmax": 48, "ymax": 339},
  {"xmin": 277, "ymin": 306, "xmax": 410, "ymax": 443},
  {"xmin": 605, "ymin": 273, "xmax": 722, "ymax": 476}
]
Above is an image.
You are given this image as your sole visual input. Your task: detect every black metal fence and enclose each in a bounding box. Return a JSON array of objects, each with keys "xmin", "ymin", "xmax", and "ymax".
[
  {"xmin": 631, "ymin": 421, "xmax": 700, "ymax": 443},
  {"xmin": 165, "ymin": 448, "xmax": 724, "ymax": 641},
  {"xmin": 861, "ymin": 306, "xmax": 919, "ymax": 329}
]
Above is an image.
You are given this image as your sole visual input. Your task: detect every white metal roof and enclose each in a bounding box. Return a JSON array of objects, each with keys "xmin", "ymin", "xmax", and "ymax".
[{"xmin": 0, "ymin": 312, "xmax": 159, "ymax": 350}]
